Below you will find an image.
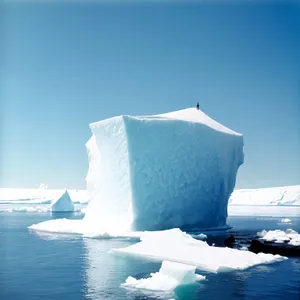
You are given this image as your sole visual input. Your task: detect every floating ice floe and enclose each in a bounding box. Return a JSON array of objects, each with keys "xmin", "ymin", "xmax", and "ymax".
[
  {"xmin": 257, "ymin": 229, "xmax": 300, "ymax": 246},
  {"xmin": 113, "ymin": 228, "xmax": 287, "ymax": 273},
  {"xmin": 29, "ymin": 219, "xmax": 85, "ymax": 235},
  {"xmin": 28, "ymin": 218, "xmax": 142, "ymax": 239},
  {"xmin": 280, "ymin": 218, "xmax": 292, "ymax": 224},
  {"xmin": 122, "ymin": 261, "xmax": 205, "ymax": 291}
]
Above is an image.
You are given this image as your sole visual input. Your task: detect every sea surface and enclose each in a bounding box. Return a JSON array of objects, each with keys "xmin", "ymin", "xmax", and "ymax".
[{"xmin": 0, "ymin": 210, "xmax": 299, "ymax": 300}]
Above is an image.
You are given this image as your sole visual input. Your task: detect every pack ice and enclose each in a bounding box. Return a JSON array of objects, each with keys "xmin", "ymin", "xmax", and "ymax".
[{"xmin": 84, "ymin": 107, "xmax": 244, "ymax": 232}]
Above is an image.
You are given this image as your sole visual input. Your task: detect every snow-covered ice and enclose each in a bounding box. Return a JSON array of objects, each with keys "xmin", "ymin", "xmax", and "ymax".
[
  {"xmin": 257, "ymin": 229, "xmax": 300, "ymax": 246},
  {"xmin": 28, "ymin": 218, "xmax": 142, "ymax": 239},
  {"xmin": 229, "ymin": 185, "xmax": 300, "ymax": 206},
  {"xmin": 228, "ymin": 205, "xmax": 300, "ymax": 217},
  {"xmin": 121, "ymin": 261, "xmax": 205, "ymax": 291},
  {"xmin": 50, "ymin": 191, "xmax": 74, "ymax": 212},
  {"xmin": 84, "ymin": 107, "xmax": 244, "ymax": 232},
  {"xmin": 228, "ymin": 185, "xmax": 300, "ymax": 217},
  {"xmin": 29, "ymin": 219, "xmax": 85, "ymax": 235},
  {"xmin": 0, "ymin": 188, "xmax": 89, "ymax": 204},
  {"xmin": 113, "ymin": 228, "xmax": 287, "ymax": 273}
]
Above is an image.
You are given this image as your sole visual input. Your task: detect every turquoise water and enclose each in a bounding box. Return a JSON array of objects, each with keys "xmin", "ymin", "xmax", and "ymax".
[{"xmin": 0, "ymin": 212, "xmax": 299, "ymax": 300}]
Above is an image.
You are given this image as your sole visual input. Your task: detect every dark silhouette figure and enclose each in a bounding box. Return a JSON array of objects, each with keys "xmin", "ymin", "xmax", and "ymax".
[{"xmin": 196, "ymin": 102, "xmax": 200, "ymax": 110}]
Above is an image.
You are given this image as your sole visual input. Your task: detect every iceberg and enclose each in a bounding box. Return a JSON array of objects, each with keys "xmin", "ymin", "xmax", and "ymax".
[
  {"xmin": 121, "ymin": 261, "xmax": 205, "ymax": 291},
  {"xmin": 84, "ymin": 107, "xmax": 244, "ymax": 232},
  {"xmin": 50, "ymin": 191, "xmax": 74, "ymax": 212},
  {"xmin": 112, "ymin": 228, "xmax": 287, "ymax": 273}
]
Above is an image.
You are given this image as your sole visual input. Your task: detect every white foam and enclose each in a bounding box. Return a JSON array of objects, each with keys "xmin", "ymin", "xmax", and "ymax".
[{"xmin": 121, "ymin": 261, "xmax": 205, "ymax": 291}]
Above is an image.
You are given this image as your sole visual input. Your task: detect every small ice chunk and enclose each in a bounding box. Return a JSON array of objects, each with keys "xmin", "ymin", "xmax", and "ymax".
[
  {"xmin": 196, "ymin": 233, "xmax": 207, "ymax": 240},
  {"xmin": 280, "ymin": 218, "xmax": 292, "ymax": 224},
  {"xmin": 289, "ymin": 235, "xmax": 300, "ymax": 246},
  {"xmin": 121, "ymin": 261, "xmax": 204, "ymax": 291},
  {"xmin": 195, "ymin": 274, "xmax": 206, "ymax": 281},
  {"xmin": 261, "ymin": 230, "xmax": 288, "ymax": 242},
  {"xmin": 259, "ymin": 228, "xmax": 300, "ymax": 246},
  {"xmin": 240, "ymin": 246, "xmax": 248, "ymax": 251}
]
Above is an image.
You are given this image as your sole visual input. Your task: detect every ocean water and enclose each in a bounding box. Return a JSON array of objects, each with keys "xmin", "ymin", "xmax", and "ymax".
[{"xmin": 0, "ymin": 211, "xmax": 299, "ymax": 300}]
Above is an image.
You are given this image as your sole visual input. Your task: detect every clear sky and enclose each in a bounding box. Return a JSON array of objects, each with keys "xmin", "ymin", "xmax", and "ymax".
[{"xmin": 1, "ymin": 1, "xmax": 299, "ymax": 189}]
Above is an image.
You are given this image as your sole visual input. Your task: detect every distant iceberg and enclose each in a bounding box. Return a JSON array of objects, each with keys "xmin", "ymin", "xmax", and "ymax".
[
  {"xmin": 229, "ymin": 185, "xmax": 300, "ymax": 206},
  {"xmin": 280, "ymin": 218, "xmax": 292, "ymax": 224},
  {"xmin": 50, "ymin": 191, "xmax": 74, "ymax": 212},
  {"xmin": 84, "ymin": 107, "xmax": 244, "ymax": 232}
]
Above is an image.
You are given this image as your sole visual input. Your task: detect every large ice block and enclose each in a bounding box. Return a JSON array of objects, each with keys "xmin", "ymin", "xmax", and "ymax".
[{"xmin": 84, "ymin": 108, "xmax": 244, "ymax": 231}]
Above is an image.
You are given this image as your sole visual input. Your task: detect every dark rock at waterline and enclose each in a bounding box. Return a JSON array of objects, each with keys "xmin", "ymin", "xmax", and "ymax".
[
  {"xmin": 224, "ymin": 235, "xmax": 236, "ymax": 247},
  {"xmin": 249, "ymin": 239, "xmax": 300, "ymax": 257}
]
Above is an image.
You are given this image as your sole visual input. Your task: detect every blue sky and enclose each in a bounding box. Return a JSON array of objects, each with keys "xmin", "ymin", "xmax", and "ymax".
[{"xmin": 1, "ymin": 1, "xmax": 299, "ymax": 189}]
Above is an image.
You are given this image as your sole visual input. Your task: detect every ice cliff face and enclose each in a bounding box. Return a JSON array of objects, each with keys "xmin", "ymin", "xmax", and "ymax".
[{"xmin": 84, "ymin": 108, "xmax": 244, "ymax": 231}]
